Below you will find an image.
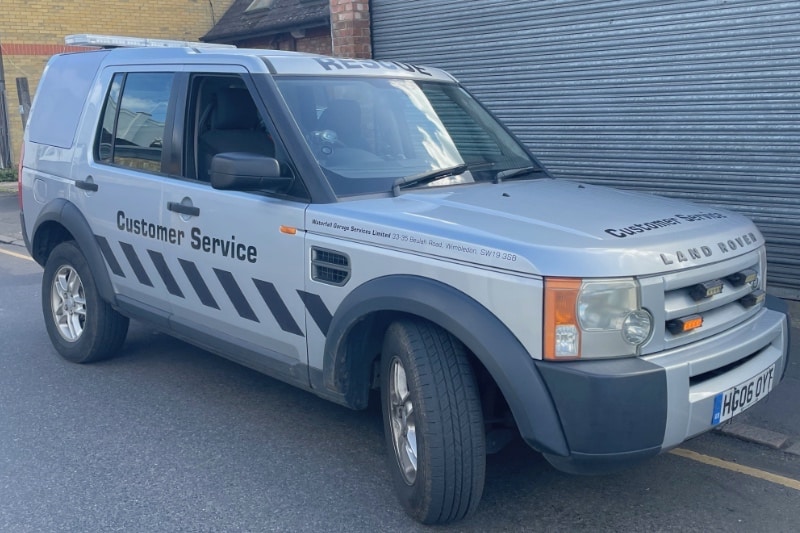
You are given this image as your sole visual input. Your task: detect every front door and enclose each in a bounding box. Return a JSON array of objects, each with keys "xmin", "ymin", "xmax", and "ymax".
[{"xmin": 161, "ymin": 70, "xmax": 309, "ymax": 384}]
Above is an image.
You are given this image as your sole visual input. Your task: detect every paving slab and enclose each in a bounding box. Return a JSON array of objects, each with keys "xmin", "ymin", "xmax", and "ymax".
[{"xmin": 715, "ymin": 420, "xmax": 790, "ymax": 450}]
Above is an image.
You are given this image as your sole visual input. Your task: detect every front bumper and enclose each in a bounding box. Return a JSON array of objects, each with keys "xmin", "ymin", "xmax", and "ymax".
[{"xmin": 533, "ymin": 303, "xmax": 789, "ymax": 475}]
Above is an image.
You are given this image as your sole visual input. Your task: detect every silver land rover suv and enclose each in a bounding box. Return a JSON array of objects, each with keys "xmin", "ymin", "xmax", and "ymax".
[{"xmin": 20, "ymin": 35, "xmax": 790, "ymax": 524}]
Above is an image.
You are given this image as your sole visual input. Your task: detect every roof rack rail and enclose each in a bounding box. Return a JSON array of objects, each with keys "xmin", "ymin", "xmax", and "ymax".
[{"xmin": 65, "ymin": 34, "xmax": 235, "ymax": 49}]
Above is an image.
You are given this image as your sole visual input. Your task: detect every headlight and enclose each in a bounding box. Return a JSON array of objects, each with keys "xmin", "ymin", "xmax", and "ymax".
[{"xmin": 543, "ymin": 278, "xmax": 652, "ymax": 360}]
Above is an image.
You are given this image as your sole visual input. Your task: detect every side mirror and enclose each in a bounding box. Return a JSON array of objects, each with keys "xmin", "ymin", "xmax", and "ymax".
[{"xmin": 209, "ymin": 152, "xmax": 293, "ymax": 191}]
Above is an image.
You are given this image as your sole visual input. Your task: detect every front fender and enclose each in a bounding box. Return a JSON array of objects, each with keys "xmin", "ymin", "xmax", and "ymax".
[
  {"xmin": 323, "ymin": 274, "xmax": 569, "ymax": 457},
  {"xmin": 31, "ymin": 198, "xmax": 117, "ymax": 306}
]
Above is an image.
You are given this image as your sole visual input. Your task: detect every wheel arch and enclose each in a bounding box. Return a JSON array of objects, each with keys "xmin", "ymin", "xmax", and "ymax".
[
  {"xmin": 31, "ymin": 198, "xmax": 117, "ymax": 306},
  {"xmin": 322, "ymin": 274, "xmax": 569, "ymax": 457}
]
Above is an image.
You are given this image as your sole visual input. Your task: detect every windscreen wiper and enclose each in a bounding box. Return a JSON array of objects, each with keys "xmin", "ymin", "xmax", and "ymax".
[
  {"xmin": 392, "ymin": 164, "xmax": 469, "ymax": 196},
  {"xmin": 493, "ymin": 166, "xmax": 545, "ymax": 183}
]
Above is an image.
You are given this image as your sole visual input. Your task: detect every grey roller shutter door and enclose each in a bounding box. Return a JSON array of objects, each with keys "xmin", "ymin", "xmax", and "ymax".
[{"xmin": 372, "ymin": 0, "xmax": 800, "ymax": 298}]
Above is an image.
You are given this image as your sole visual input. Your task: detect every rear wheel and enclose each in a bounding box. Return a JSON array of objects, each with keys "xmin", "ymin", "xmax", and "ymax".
[
  {"xmin": 42, "ymin": 241, "xmax": 129, "ymax": 363},
  {"xmin": 381, "ymin": 319, "xmax": 485, "ymax": 524}
]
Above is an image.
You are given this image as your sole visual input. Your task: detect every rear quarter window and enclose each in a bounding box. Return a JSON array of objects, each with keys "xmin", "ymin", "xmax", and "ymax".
[{"xmin": 27, "ymin": 51, "xmax": 109, "ymax": 149}]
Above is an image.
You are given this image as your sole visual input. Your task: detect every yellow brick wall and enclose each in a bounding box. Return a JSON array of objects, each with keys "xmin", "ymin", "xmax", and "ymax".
[{"xmin": 1, "ymin": 0, "xmax": 235, "ymax": 165}]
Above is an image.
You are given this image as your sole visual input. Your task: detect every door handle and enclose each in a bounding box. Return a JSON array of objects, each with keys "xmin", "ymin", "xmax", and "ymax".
[
  {"xmin": 74, "ymin": 179, "xmax": 98, "ymax": 192},
  {"xmin": 167, "ymin": 201, "xmax": 200, "ymax": 217}
]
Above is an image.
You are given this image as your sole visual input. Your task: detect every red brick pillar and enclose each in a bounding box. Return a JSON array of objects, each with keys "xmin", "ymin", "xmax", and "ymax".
[{"xmin": 330, "ymin": 0, "xmax": 372, "ymax": 58}]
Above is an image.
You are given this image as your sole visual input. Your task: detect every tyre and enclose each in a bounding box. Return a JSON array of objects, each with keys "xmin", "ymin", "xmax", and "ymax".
[
  {"xmin": 381, "ymin": 319, "xmax": 486, "ymax": 524},
  {"xmin": 42, "ymin": 241, "xmax": 129, "ymax": 363}
]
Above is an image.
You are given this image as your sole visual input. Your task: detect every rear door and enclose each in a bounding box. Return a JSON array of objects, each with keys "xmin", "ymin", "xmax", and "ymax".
[{"xmin": 71, "ymin": 68, "xmax": 177, "ymax": 323}]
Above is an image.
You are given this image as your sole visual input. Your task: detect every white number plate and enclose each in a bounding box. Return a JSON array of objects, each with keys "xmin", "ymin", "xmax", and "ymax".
[{"xmin": 712, "ymin": 365, "xmax": 775, "ymax": 425}]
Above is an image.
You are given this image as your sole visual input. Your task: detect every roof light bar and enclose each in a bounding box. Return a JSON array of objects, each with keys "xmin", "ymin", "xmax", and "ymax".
[{"xmin": 65, "ymin": 34, "xmax": 235, "ymax": 49}]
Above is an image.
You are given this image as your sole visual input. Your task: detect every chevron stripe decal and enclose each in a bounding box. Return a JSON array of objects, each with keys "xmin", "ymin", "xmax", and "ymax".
[{"xmin": 95, "ymin": 235, "xmax": 336, "ymax": 338}]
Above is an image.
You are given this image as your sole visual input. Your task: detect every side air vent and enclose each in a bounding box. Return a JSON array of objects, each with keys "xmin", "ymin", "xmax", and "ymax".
[{"xmin": 311, "ymin": 247, "xmax": 351, "ymax": 286}]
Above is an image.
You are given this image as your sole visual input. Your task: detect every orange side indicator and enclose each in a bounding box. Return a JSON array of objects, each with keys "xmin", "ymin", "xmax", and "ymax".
[
  {"xmin": 280, "ymin": 225, "xmax": 297, "ymax": 235},
  {"xmin": 683, "ymin": 317, "xmax": 703, "ymax": 331}
]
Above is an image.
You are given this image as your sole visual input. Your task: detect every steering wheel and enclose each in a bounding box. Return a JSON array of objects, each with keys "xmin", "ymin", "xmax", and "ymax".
[{"xmin": 307, "ymin": 129, "xmax": 346, "ymax": 157}]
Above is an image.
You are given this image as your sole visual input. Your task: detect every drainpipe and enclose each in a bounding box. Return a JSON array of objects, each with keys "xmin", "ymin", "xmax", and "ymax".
[{"xmin": 0, "ymin": 36, "xmax": 12, "ymax": 168}]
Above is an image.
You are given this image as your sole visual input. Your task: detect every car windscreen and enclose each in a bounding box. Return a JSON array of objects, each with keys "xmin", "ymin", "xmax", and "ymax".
[{"xmin": 274, "ymin": 76, "xmax": 538, "ymax": 197}]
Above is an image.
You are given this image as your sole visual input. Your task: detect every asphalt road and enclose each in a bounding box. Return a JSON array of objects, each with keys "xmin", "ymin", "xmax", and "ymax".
[{"xmin": 1, "ymin": 242, "xmax": 799, "ymax": 531}]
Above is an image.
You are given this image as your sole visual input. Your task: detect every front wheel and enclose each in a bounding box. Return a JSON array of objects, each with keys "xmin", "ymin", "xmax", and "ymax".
[
  {"xmin": 381, "ymin": 319, "xmax": 486, "ymax": 524},
  {"xmin": 42, "ymin": 241, "xmax": 129, "ymax": 363}
]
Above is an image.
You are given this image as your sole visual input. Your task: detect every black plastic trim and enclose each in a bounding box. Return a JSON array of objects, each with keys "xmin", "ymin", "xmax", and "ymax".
[
  {"xmin": 168, "ymin": 309, "xmax": 308, "ymax": 387},
  {"xmin": 323, "ymin": 274, "xmax": 570, "ymax": 456},
  {"xmin": 766, "ymin": 294, "xmax": 791, "ymax": 379},
  {"xmin": 535, "ymin": 357, "xmax": 668, "ymax": 456},
  {"xmin": 30, "ymin": 198, "xmax": 117, "ymax": 305},
  {"xmin": 543, "ymin": 446, "xmax": 662, "ymax": 475},
  {"xmin": 115, "ymin": 294, "xmax": 309, "ymax": 389},
  {"xmin": 166, "ymin": 201, "xmax": 200, "ymax": 216},
  {"xmin": 163, "ymin": 72, "xmax": 188, "ymax": 177},
  {"xmin": 96, "ymin": 235, "xmax": 124, "ymax": 277},
  {"xmin": 74, "ymin": 179, "xmax": 99, "ymax": 192},
  {"xmin": 115, "ymin": 293, "xmax": 171, "ymax": 329},
  {"xmin": 20, "ymin": 212, "xmax": 31, "ymax": 250}
]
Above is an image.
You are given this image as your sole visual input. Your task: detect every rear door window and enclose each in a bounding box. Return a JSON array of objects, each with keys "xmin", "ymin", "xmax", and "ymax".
[{"xmin": 95, "ymin": 72, "xmax": 175, "ymax": 173}]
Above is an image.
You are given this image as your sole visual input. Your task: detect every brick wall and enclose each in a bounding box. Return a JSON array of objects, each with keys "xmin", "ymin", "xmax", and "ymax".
[
  {"xmin": 231, "ymin": 0, "xmax": 372, "ymax": 59},
  {"xmin": 0, "ymin": 0, "xmax": 235, "ymax": 165},
  {"xmin": 235, "ymin": 26, "xmax": 333, "ymax": 55},
  {"xmin": 331, "ymin": 0, "xmax": 371, "ymax": 59},
  {"xmin": 295, "ymin": 27, "xmax": 336, "ymax": 56}
]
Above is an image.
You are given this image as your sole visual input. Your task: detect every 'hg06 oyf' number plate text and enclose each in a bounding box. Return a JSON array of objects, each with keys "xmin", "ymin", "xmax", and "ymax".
[{"xmin": 712, "ymin": 365, "xmax": 774, "ymax": 425}]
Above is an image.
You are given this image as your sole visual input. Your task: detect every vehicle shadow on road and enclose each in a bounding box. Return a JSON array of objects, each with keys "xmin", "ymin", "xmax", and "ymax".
[{"xmin": 66, "ymin": 320, "xmax": 798, "ymax": 532}]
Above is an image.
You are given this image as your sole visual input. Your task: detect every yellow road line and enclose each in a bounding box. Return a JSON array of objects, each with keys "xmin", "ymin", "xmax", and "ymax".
[
  {"xmin": 0, "ymin": 246, "xmax": 33, "ymax": 262},
  {"xmin": 670, "ymin": 448, "xmax": 800, "ymax": 491}
]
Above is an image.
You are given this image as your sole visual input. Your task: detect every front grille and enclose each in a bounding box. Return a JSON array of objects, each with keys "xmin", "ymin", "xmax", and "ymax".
[
  {"xmin": 640, "ymin": 247, "xmax": 766, "ymax": 355},
  {"xmin": 689, "ymin": 348, "xmax": 761, "ymax": 387}
]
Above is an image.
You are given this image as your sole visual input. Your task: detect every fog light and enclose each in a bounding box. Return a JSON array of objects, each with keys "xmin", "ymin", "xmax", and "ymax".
[{"xmin": 622, "ymin": 310, "xmax": 652, "ymax": 345}]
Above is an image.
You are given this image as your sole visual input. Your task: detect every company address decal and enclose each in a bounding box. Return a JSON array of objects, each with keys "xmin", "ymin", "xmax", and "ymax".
[{"xmin": 311, "ymin": 218, "xmax": 519, "ymax": 264}]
